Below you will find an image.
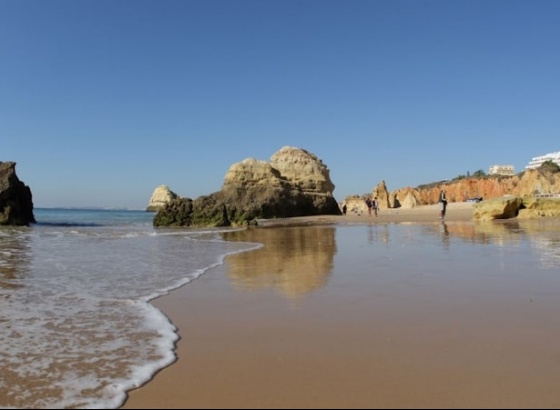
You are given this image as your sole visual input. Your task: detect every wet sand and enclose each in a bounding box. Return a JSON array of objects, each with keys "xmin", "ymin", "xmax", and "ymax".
[{"xmin": 122, "ymin": 204, "xmax": 560, "ymax": 409}]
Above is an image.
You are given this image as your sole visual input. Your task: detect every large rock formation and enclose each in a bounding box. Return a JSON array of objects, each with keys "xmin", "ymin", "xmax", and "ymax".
[
  {"xmin": 153, "ymin": 147, "xmax": 341, "ymax": 228},
  {"xmin": 146, "ymin": 185, "xmax": 179, "ymax": 212},
  {"xmin": 0, "ymin": 162, "xmax": 35, "ymax": 226}
]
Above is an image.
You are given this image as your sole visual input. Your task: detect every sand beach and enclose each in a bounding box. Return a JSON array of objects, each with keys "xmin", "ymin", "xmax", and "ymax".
[
  {"xmin": 121, "ymin": 203, "xmax": 560, "ymax": 409},
  {"xmin": 254, "ymin": 201, "xmax": 476, "ymax": 227}
]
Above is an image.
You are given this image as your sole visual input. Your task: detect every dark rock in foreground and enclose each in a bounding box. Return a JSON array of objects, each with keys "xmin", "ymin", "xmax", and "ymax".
[{"xmin": 0, "ymin": 162, "xmax": 35, "ymax": 226}]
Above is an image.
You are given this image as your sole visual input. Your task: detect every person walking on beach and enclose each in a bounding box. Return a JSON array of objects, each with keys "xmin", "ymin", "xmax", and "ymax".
[
  {"xmin": 439, "ymin": 189, "xmax": 448, "ymax": 219},
  {"xmin": 365, "ymin": 196, "xmax": 373, "ymax": 217},
  {"xmin": 372, "ymin": 196, "xmax": 379, "ymax": 217}
]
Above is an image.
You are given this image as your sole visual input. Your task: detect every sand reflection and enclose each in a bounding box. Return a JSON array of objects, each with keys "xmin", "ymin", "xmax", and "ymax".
[
  {"xmin": 222, "ymin": 226, "xmax": 336, "ymax": 299},
  {"xmin": 222, "ymin": 219, "xmax": 560, "ymax": 299},
  {"xmin": 422, "ymin": 219, "xmax": 560, "ymax": 268}
]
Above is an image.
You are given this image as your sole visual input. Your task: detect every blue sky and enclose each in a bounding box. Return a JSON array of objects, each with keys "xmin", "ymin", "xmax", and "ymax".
[{"xmin": 1, "ymin": 0, "xmax": 559, "ymax": 209}]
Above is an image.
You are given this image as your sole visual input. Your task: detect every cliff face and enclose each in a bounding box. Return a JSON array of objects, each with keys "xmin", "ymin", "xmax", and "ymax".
[
  {"xmin": 0, "ymin": 162, "xmax": 35, "ymax": 226},
  {"xmin": 387, "ymin": 169, "xmax": 560, "ymax": 208}
]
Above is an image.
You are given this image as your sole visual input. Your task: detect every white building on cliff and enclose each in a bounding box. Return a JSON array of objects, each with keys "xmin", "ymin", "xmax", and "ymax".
[
  {"xmin": 488, "ymin": 165, "xmax": 515, "ymax": 176},
  {"xmin": 526, "ymin": 151, "xmax": 560, "ymax": 170}
]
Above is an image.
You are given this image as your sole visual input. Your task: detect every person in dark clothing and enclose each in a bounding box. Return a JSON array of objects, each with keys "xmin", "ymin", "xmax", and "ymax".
[
  {"xmin": 439, "ymin": 189, "xmax": 448, "ymax": 219},
  {"xmin": 365, "ymin": 196, "xmax": 373, "ymax": 217}
]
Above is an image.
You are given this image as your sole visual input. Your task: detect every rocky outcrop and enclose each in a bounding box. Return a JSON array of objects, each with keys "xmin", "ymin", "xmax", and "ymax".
[
  {"xmin": 371, "ymin": 181, "xmax": 390, "ymax": 209},
  {"xmin": 146, "ymin": 185, "xmax": 179, "ymax": 212},
  {"xmin": 340, "ymin": 181, "xmax": 391, "ymax": 215},
  {"xmin": 399, "ymin": 190, "xmax": 419, "ymax": 208},
  {"xmin": 518, "ymin": 197, "xmax": 560, "ymax": 219},
  {"xmin": 153, "ymin": 147, "xmax": 341, "ymax": 228},
  {"xmin": 0, "ymin": 162, "xmax": 35, "ymax": 226},
  {"xmin": 341, "ymin": 195, "xmax": 368, "ymax": 216},
  {"xmin": 473, "ymin": 196, "xmax": 560, "ymax": 221},
  {"xmin": 473, "ymin": 196, "xmax": 524, "ymax": 221},
  {"xmin": 153, "ymin": 193, "xmax": 230, "ymax": 227}
]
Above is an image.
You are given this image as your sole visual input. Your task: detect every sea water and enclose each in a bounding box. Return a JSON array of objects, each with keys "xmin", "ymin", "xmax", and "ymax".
[{"xmin": 0, "ymin": 208, "xmax": 259, "ymax": 409}]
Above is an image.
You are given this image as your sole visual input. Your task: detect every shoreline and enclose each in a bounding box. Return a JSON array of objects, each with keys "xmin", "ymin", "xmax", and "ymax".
[{"xmin": 122, "ymin": 204, "xmax": 480, "ymax": 409}]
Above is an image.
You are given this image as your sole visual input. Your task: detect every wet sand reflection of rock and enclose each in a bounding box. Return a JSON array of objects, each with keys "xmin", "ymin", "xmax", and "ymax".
[{"xmin": 222, "ymin": 226, "xmax": 336, "ymax": 299}]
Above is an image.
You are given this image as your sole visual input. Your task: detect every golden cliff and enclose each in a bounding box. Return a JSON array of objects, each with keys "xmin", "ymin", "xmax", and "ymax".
[
  {"xmin": 353, "ymin": 168, "xmax": 560, "ymax": 209},
  {"xmin": 411, "ymin": 168, "xmax": 560, "ymax": 204}
]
